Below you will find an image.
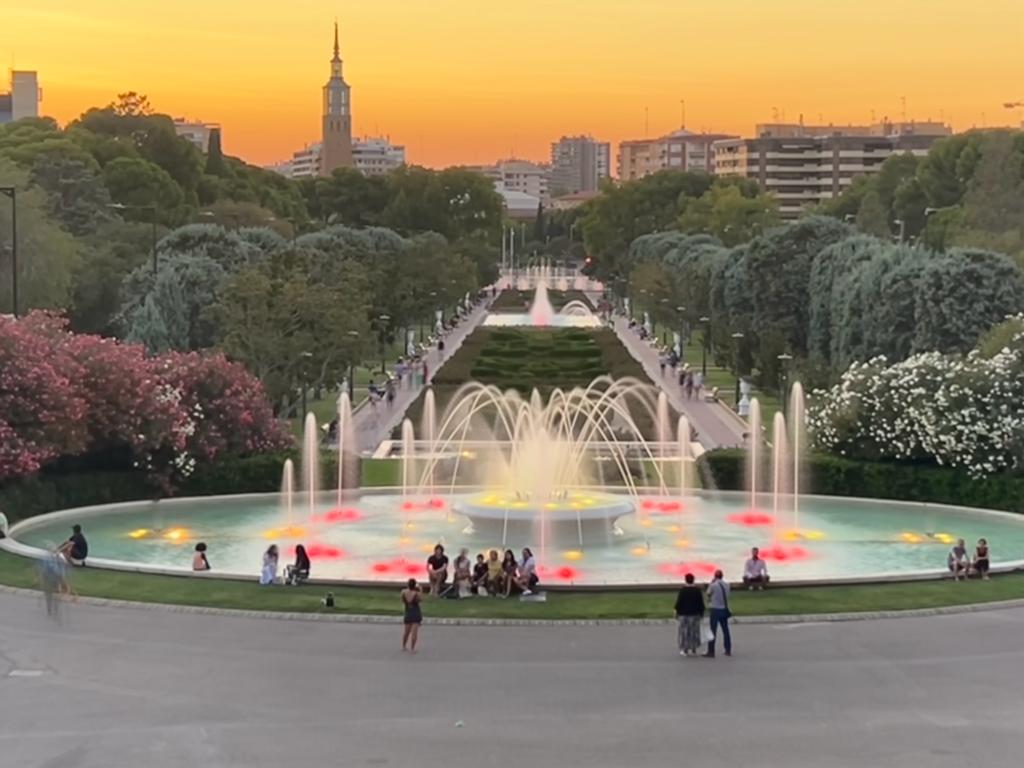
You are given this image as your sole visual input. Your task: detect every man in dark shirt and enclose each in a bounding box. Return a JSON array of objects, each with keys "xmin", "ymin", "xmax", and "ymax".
[
  {"xmin": 426, "ymin": 544, "xmax": 449, "ymax": 596},
  {"xmin": 58, "ymin": 524, "xmax": 88, "ymax": 566},
  {"xmin": 674, "ymin": 573, "xmax": 705, "ymax": 656}
]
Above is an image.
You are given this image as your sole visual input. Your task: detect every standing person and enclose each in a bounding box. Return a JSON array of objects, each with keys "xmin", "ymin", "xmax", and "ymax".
[
  {"xmin": 704, "ymin": 569, "xmax": 732, "ymax": 658},
  {"xmin": 742, "ymin": 547, "xmax": 770, "ymax": 589},
  {"xmin": 694, "ymin": 371, "xmax": 704, "ymax": 400},
  {"xmin": 948, "ymin": 539, "xmax": 970, "ymax": 581},
  {"xmin": 385, "ymin": 378, "xmax": 396, "ymax": 408},
  {"xmin": 192, "ymin": 542, "xmax": 211, "ymax": 571},
  {"xmin": 401, "ymin": 578, "xmax": 422, "ymax": 653},
  {"xmin": 973, "ymin": 538, "xmax": 991, "ymax": 580},
  {"xmin": 659, "ymin": 355, "xmax": 666, "ymax": 377},
  {"xmin": 452, "ymin": 547, "xmax": 472, "ymax": 597},
  {"xmin": 684, "ymin": 372, "xmax": 695, "ymax": 401},
  {"xmin": 57, "ymin": 524, "xmax": 88, "ymax": 566},
  {"xmin": 260, "ymin": 544, "xmax": 279, "ymax": 585},
  {"xmin": 426, "ymin": 544, "xmax": 449, "ymax": 596},
  {"xmin": 674, "ymin": 573, "xmax": 705, "ymax": 656}
]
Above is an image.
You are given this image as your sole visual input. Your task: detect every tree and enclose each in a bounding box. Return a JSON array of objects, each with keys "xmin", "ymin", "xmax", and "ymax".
[
  {"xmin": 300, "ymin": 167, "xmax": 388, "ymax": 226},
  {"xmin": 678, "ymin": 180, "xmax": 779, "ymax": 245},
  {"xmin": 102, "ymin": 155, "xmax": 185, "ymax": 224},
  {"xmin": 854, "ymin": 188, "xmax": 890, "ymax": 237},
  {"xmin": 533, "ymin": 202, "xmax": 546, "ymax": 242},
  {"xmin": 110, "ymin": 92, "xmax": 153, "ymax": 117},
  {"xmin": 204, "ymin": 127, "xmax": 226, "ymax": 176}
]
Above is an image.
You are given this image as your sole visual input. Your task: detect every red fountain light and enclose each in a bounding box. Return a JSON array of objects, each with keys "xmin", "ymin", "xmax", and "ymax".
[
  {"xmin": 371, "ymin": 557, "xmax": 423, "ymax": 576},
  {"xmin": 758, "ymin": 545, "xmax": 810, "ymax": 562},
  {"xmin": 287, "ymin": 543, "xmax": 345, "ymax": 560},
  {"xmin": 657, "ymin": 561, "xmax": 719, "ymax": 578},
  {"xmin": 318, "ymin": 508, "xmax": 363, "ymax": 523},
  {"xmin": 640, "ymin": 499, "xmax": 685, "ymax": 515},
  {"xmin": 538, "ymin": 565, "xmax": 580, "ymax": 581},
  {"xmin": 400, "ymin": 499, "xmax": 447, "ymax": 513},
  {"xmin": 727, "ymin": 511, "xmax": 775, "ymax": 527}
]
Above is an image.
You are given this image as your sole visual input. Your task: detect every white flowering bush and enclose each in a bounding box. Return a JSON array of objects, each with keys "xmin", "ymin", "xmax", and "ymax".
[{"xmin": 809, "ymin": 318, "xmax": 1024, "ymax": 478}]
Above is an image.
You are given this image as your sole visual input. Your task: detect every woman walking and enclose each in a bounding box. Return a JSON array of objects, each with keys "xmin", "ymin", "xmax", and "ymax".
[{"xmin": 401, "ymin": 578, "xmax": 423, "ymax": 653}]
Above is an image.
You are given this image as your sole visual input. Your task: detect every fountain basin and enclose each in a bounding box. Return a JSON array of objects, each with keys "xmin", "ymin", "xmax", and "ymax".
[
  {"xmin": 483, "ymin": 313, "xmax": 602, "ymax": 328},
  {"xmin": 453, "ymin": 490, "xmax": 634, "ymax": 540}
]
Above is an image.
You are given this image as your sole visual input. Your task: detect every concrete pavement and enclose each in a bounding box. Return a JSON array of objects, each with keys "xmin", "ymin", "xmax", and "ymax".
[
  {"xmin": 2, "ymin": 591, "xmax": 1023, "ymax": 767},
  {"xmin": 614, "ymin": 317, "xmax": 746, "ymax": 449}
]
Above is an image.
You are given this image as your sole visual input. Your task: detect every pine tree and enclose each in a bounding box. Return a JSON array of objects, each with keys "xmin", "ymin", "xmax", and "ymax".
[{"xmin": 204, "ymin": 128, "xmax": 226, "ymax": 177}]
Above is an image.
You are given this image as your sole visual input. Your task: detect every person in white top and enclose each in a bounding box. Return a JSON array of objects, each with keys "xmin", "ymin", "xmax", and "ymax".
[{"xmin": 742, "ymin": 547, "xmax": 770, "ymax": 590}]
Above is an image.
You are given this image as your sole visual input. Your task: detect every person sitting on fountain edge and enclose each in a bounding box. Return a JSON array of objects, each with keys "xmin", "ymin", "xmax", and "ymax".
[
  {"xmin": 471, "ymin": 553, "xmax": 489, "ymax": 595},
  {"xmin": 743, "ymin": 547, "xmax": 769, "ymax": 590},
  {"xmin": 426, "ymin": 544, "xmax": 449, "ymax": 596},
  {"xmin": 485, "ymin": 549, "xmax": 503, "ymax": 595}
]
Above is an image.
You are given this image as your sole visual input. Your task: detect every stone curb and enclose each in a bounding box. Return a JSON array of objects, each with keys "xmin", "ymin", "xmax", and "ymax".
[{"xmin": 4, "ymin": 583, "xmax": 1024, "ymax": 627}]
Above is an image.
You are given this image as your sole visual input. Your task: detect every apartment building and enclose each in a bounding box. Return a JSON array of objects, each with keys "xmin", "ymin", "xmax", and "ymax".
[
  {"xmin": 0, "ymin": 70, "xmax": 40, "ymax": 124},
  {"xmin": 617, "ymin": 129, "xmax": 738, "ymax": 180},
  {"xmin": 549, "ymin": 135, "xmax": 611, "ymax": 195}
]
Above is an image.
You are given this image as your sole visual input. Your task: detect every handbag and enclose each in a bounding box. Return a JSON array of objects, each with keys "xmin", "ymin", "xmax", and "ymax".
[{"xmin": 701, "ymin": 619, "xmax": 715, "ymax": 643}]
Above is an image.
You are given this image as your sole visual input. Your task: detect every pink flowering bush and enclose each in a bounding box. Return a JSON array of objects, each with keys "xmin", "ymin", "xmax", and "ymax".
[{"xmin": 0, "ymin": 312, "xmax": 290, "ymax": 486}]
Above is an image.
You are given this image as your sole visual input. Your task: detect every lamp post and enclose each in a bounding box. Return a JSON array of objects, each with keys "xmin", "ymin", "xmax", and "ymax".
[
  {"xmin": 777, "ymin": 352, "xmax": 793, "ymax": 415},
  {"xmin": 699, "ymin": 315, "xmax": 711, "ymax": 376},
  {"xmin": 893, "ymin": 218, "xmax": 906, "ymax": 244},
  {"xmin": 376, "ymin": 313, "xmax": 391, "ymax": 374},
  {"xmin": 108, "ymin": 203, "xmax": 158, "ymax": 273},
  {"xmin": 731, "ymin": 331, "xmax": 745, "ymax": 410},
  {"xmin": 0, "ymin": 186, "xmax": 17, "ymax": 317}
]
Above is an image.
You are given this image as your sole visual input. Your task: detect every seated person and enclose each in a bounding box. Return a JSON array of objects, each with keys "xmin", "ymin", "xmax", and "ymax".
[
  {"xmin": 973, "ymin": 538, "xmax": 990, "ymax": 580},
  {"xmin": 426, "ymin": 544, "xmax": 449, "ymax": 596},
  {"xmin": 513, "ymin": 547, "xmax": 540, "ymax": 596},
  {"xmin": 57, "ymin": 524, "xmax": 88, "ymax": 566},
  {"xmin": 485, "ymin": 549, "xmax": 503, "ymax": 595},
  {"xmin": 452, "ymin": 548, "xmax": 472, "ymax": 597},
  {"xmin": 742, "ymin": 547, "xmax": 769, "ymax": 589},
  {"xmin": 192, "ymin": 542, "xmax": 211, "ymax": 571},
  {"xmin": 284, "ymin": 544, "xmax": 311, "ymax": 585},
  {"xmin": 948, "ymin": 539, "xmax": 970, "ymax": 580},
  {"xmin": 471, "ymin": 553, "xmax": 488, "ymax": 595},
  {"xmin": 501, "ymin": 549, "xmax": 519, "ymax": 597}
]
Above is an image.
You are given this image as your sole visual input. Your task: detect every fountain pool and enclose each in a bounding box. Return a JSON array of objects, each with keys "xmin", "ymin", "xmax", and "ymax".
[{"xmin": 8, "ymin": 490, "xmax": 1024, "ymax": 585}]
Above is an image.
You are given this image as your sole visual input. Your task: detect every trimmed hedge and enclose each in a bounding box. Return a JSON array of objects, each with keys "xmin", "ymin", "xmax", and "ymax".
[
  {"xmin": 0, "ymin": 454, "xmax": 401, "ymax": 524},
  {"xmin": 698, "ymin": 449, "xmax": 1024, "ymax": 513}
]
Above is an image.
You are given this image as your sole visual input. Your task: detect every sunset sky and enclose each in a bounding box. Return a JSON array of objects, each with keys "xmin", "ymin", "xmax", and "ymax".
[{"xmin": 3, "ymin": 0, "xmax": 1023, "ymax": 169}]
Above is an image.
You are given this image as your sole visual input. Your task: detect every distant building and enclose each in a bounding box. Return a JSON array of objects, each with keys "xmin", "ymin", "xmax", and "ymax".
[
  {"xmin": 498, "ymin": 188, "xmax": 543, "ymax": 221},
  {"xmin": 713, "ymin": 130, "xmax": 946, "ymax": 220},
  {"xmin": 473, "ymin": 159, "xmax": 550, "ymax": 204},
  {"xmin": 173, "ymin": 119, "xmax": 220, "ymax": 152},
  {"xmin": 550, "ymin": 190, "xmax": 600, "ymax": 211},
  {"xmin": 0, "ymin": 70, "xmax": 40, "ymax": 124},
  {"xmin": 320, "ymin": 22, "xmax": 353, "ymax": 175},
  {"xmin": 269, "ymin": 137, "xmax": 404, "ymax": 179},
  {"xmin": 617, "ymin": 129, "xmax": 738, "ymax": 180},
  {"xmin": 352, "ymin": 136, "xmax": 405, "ymax": 176},
  {"xmin": 549, "ymin": 135, "xmax": 610, "ymax": 195},
  {"xmin": 754, "ymin": 120, "xmax": 952, "ymax": 139}
]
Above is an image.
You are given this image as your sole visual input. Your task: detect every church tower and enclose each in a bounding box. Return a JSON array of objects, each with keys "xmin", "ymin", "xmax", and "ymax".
[{"xmin": 320, "ymin": 21, "xmax": 353, "ymax": 175}]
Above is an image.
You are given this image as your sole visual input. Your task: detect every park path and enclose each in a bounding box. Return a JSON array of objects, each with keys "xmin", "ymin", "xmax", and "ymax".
[
  {"xmin": 351, "ymin": 296, "xmax": 495, "ymax": 453},
  {"xmin": 613, "ymin": 316, "xmax": 746, "ymax": 449}
]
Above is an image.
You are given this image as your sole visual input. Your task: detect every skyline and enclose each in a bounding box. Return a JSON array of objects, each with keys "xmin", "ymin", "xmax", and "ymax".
[{"xmin": 3, "ymin": 0, "xmax": 1023, "ymax": 169}]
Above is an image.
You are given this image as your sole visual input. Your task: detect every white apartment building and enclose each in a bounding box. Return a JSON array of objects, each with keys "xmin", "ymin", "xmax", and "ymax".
[
  {"xmin": 173, "ymin": 119, "xmax": 220, "ymax": 152},
  {"xmin": 617, "ymin": 129, "xmax": 738, "ymax": 180},
  {"xmin": 713, "ymin": 132, "xmax": 945, "ymax": 219},
  {"xmin": 0, "ymin": 70, "xmax": 40, "ymax": 124},
  {"xmin": 269, "ymin": 137, "xmax": 405, "ymax": 179},
  {"xmin": 481, "ymin": 159, "xmax": 550, "ymax": 204}
]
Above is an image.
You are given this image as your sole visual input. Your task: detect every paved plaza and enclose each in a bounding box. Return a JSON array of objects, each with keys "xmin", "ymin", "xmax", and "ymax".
[{"xmin": 1, "ymin": 592, "xmax": 1023, "ymax": 767}]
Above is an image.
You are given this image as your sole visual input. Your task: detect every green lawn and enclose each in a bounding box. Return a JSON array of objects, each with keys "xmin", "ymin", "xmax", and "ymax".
[{"xmin": 2, "ymin": 549, "xmax": 1021, "ymax": 620}]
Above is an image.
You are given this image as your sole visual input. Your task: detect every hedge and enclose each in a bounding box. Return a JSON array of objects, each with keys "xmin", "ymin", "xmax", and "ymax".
[
  {"xmin": 698, "ymin": 449, "xmax": 1024, "ymax": 513},
  {"xmin": 0, "ymin": 454, "xmax": 401, "ymax": 524}
]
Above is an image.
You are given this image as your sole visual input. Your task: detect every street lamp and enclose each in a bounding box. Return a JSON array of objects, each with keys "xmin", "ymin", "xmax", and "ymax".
[
  {"xmin": 699, "ymin": 316, "xmax": 711, "ymax": 376},
  {"xmin": 730, "ymin": 331, "xmax": 745, "ymax": 410},
  {"xmin": 108, "ymin": 202, "xmax": 158, "ymax": 273},
  {"xmin": 892, "ymin": 218, "xmax": 906, "ymax": 244},
  {"xmin": 0, "ymin": 186, "xmax": 17, "ymax": 317},
  {"xmin": 777, "ymin": 352, "xmax": 793, "ymax": 414},
  {"xmin": 376, "ymin": 313, "xmax": 391, "ymax": 374}
]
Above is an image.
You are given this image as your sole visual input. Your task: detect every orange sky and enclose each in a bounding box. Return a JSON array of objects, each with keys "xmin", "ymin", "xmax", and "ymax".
[{"xmin": 3, "ymin": 0, "xmax": 1023, "ymax": 168}]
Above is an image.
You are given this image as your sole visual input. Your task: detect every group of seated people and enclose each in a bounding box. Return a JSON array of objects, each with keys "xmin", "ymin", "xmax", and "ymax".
[
  {"xmin": 947, "ymin": 538, "xmax": 990, "ymax": 580},
  {"xmin": 426, "ymin": 544, "xmax": 539, "ymax": 598}
]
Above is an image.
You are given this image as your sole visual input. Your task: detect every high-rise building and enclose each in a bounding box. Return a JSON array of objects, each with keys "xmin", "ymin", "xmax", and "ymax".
[
  {"xmin": 173, "ymin": 118, "xmax": 220, "ymax": 152},
  {"xmin": 549, "ymin": 135, "xmax": 611, "ymax": 195},
  {"xmin": 320, "ymin": 22, "xmax": 353, "ymax": 176},
  {"xmin": 617, "ymin": 129, "xmax": 738, "ymax": 180},
  {"xmin": 713, "ymin": 130, "xmax": 947, "ymax": 220},
  {"xmin": 0, "ymin": 70, "xmax": 40, "ymax": 124}
]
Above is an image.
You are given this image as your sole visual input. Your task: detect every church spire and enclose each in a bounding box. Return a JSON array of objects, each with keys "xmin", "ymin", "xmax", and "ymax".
[{"xmin": 332, "ymin": 20, "xmax": 341, "ymax": 62}]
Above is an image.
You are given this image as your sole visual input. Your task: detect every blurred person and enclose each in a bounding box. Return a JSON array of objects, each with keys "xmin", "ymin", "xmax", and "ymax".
[
  {"xmin": 501, "ymin": 549, "xmax": 519, "ymax": 597},
  {"xmin": 704, "ymin": 569, "xmax": 732, "ymax": 658},
  {"xmin": 486, "ymin": 549, "xmax": 503, "ymax": 595},
  {"xmin": 452, "ymin": 547, "xmax": 472, "ymax": 597},
  {"xmin": 285, "ymin": 544, "xmax": 311, "ymax": 585},
  {"xmin": 471, "ymin": 553, "xmax": 488, "ymax": 595},
  {"xmin": 401, "ymin": 578, "xmax": 422, "ymax": 653},
  {"xmin": 57, "ymin": 524, "xmax": 88, "ymax": 566},
  {"xmin": 514, "ymin": 547, "xmax": 539, "ymax": 596},
  {"xmin": 743, "ymin": 547, "xmax": 770, "ymax": 589},
  {"xmin": 260, "ymin": 544, "xmax": 279, "ymax": 585},
  {"xmin": 948, "ymin": 539, "xmax": 970, "ymax": 581},
  {"xmin": 973, "ymin": 538, "xmax": 990, "ymax": 580},
  {"xmin": 426, "ymin": 544, "xmax": 449, "ymax": 596},
  {"xmin": 674, "ymin": 573, "xmax": 705, "ymax": 656},
  {"xmin": 192, "ymin": 542, "xmax": 211, "ymax": 571}
]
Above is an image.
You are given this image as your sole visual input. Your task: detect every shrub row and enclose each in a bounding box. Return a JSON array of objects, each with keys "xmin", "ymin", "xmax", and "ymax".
[{"xmin": 698, "ymin": 449, "xmax": 1024, "ymax": 513}]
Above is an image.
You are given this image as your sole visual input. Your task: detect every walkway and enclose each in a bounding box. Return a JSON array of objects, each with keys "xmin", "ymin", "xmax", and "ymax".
[
  {"xmin": 613, "ymin": 316, "xmax": 746, "ymax": 449},
  {"xmin": 2, "ymin": 592, "xmax": 1023, "ymax": 767},
  {"xmin": 351, "ymin": 296, "xmax": 495, "ymax": 453}
]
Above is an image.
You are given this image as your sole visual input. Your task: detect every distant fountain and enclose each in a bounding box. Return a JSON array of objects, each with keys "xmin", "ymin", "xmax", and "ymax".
[
  {"xmin": 280, "ymin": 459, "xmax": 295, "ymax": 526},
  {"xmin": 560, "ymin": 300, "xmax": 595, "ymax": 317},
  {"xmin": 528, "ymin": 276, "xmax": 555, "ymax": 325},
  {"xmin": 421, "ymin": 388, "xmax": 437, "ymax": 497},
  {"xmin": 771, "ymin": 412, "xmax": 789, "ymax": 541},
  {"xmin": 335, "ymin": 392, "xmax": 353, "ymax": 508},
  {"xmin": 676, "ymin": 415, "xmax": 693, "ymax": 503},
  {"xmin": 401, "ymin": 419, "xmax": 416, "ymax": 500},
  {"xmin": 789, "ymin": 382, "xmax": 806, "ymax": 532},
  {"xmin": 301, "ymin": 413, "xmax": 320, "ymax": 519},
  {"xmin": 746, "ymin": 398, "xmax": 762, "ymax": 511}
]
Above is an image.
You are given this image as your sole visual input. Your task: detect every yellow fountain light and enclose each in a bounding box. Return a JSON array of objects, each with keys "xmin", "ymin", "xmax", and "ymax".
[
  {"xmin": 127, "ymin": 528, "xmax": 152, "ymax": 539},
  {"xmin": 544, "ymin": 502, "xmax": 560, "ymax": 510},
  {"xmin": 511, "ymin": 501, "xmax": 527, "ymax": 509},
  {"xmin": 639, "ymin": 519, "xmax": 654, "ymax": 528},
  {"xmin": 804, "ymin": 530, "xmax": 826, "ymax": 541},
  {"xmin": 405, "ymin": 522, "xmax": 418, "ymax": 531},
  {"xmin": 673, "ymin": 538, "xmax": 690, "ymax": 548},
  {"xmin": 934, "ymin": 532, "xmax": 955, "ymax": 544},
  {"xmin": 631, "ymin": 546, "xmax": 649, "ymax": 557},
  {"xmin": 665, "ymin": 524, "xmax": 681, "ymax": 533},
  {"xmin": 460, "ymin": 450, "xmax": 477, "ymax": 459},
  {"xmin": 569, "ymin": 502, "xmax": 582, "ymax": 509},
  {"xmin": 562, "ymin": 550, "xmax": 584, "ymax": 561},
  {"xmin": 419, "ymin": 543, "xmax": 436, "ymax": 553},
  {"xmin": 262, "ymin": 525, "xmax": 306, "ymax": 540},
  {"xmin": 163, "ymin": 527, "xmax": 190, "ymax": 542},
  {"xmin": 900, "ymin": 532, "xmax": 924, "ymax": 544}
]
